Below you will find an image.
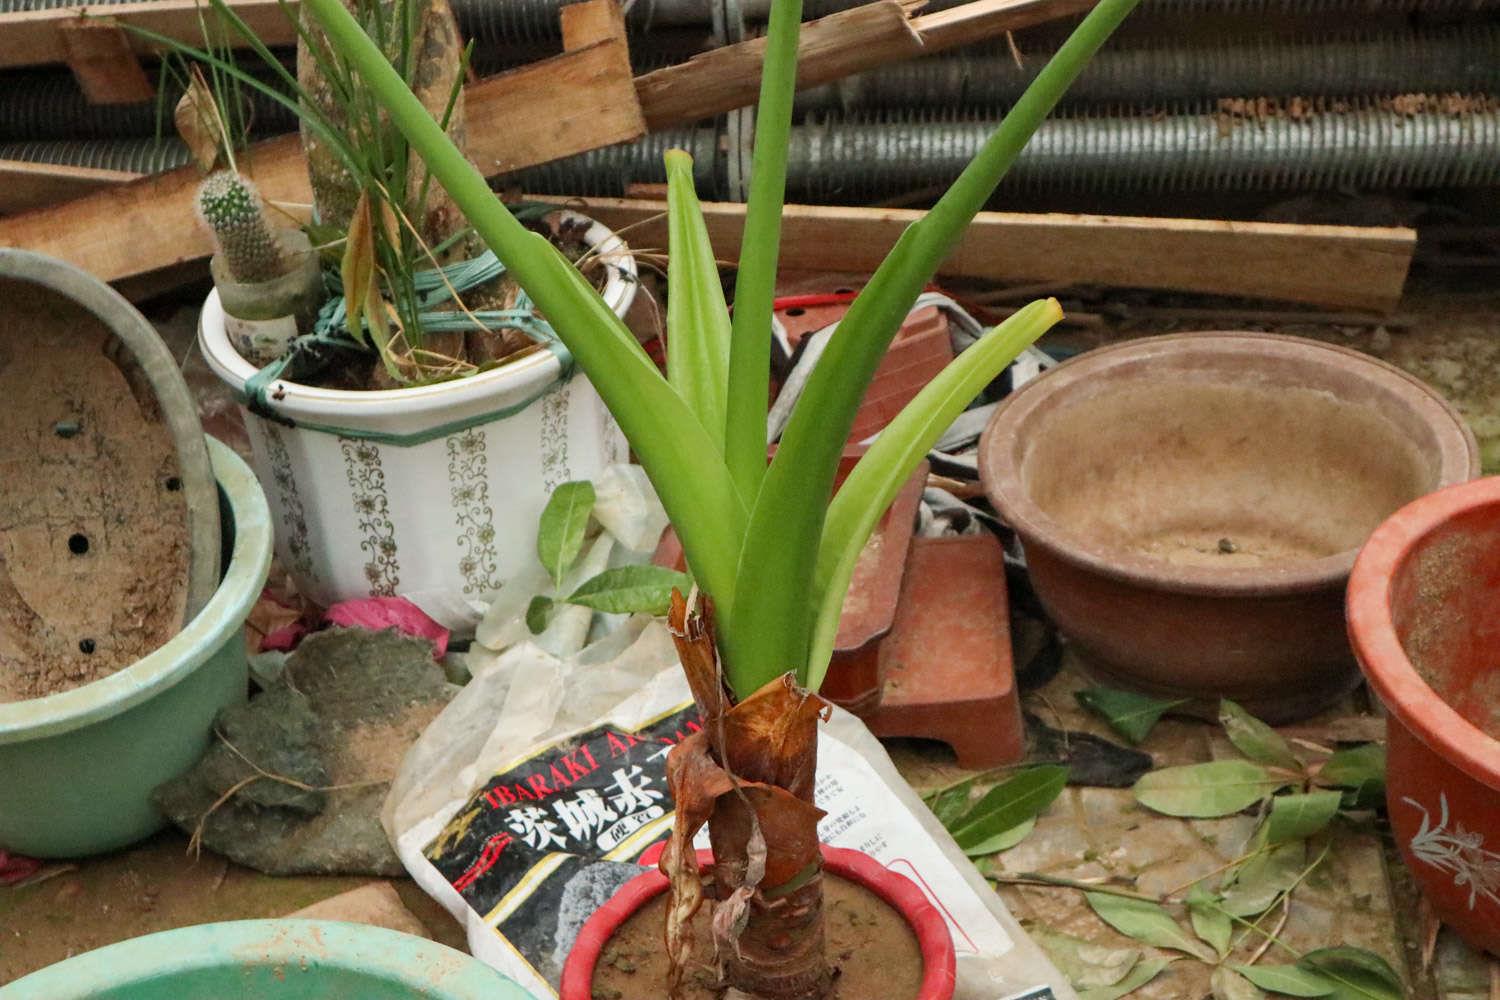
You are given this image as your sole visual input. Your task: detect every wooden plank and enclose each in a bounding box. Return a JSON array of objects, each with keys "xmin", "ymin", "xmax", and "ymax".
[
  {"xmin": 0, "ymin": 161, "xmax": 142, "ymax": 217},
  {"xmin": 634, "ymin": 0, "xmax": 1087, "ymax": 130},
  {"xmin": 0, "ymin": 0, "xmax": 297, "ymax": 70},
  {"xmin": 572, "ymin": 197, "xmax": 1416, "ymax": 311},
  {"xmin": 59, "ymin": 21, "xmax": 156, "ymax": 104}
]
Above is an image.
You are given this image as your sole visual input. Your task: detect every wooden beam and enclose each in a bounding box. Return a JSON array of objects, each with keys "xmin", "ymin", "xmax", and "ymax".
[
  {"xmin": 59, "ymin": 21, "xmax": 156, "ymax": 104},
  {"xmin": 572, "ymin": 197, "xmax": 1416, "ymax": 311},
  {"xmin": 0, "ymin": 0, "xmax": 297, "ymax": 70},
  {"xmin": 634, "ymin": 0, "xmax": 1090, "ymax": 130},
  {"xmin": 0, "ymin": 161, "xmax": 143, "ymax": 217}
]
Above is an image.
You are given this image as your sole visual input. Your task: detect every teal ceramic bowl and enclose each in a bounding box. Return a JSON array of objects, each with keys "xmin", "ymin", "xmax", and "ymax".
[
  {"xmin": 1, "ymin": 919, "xmax": 539, "ymax": 998},
  {"xmin": 0, "ymin": 438, "xmax": 272, "ymax": 857}
]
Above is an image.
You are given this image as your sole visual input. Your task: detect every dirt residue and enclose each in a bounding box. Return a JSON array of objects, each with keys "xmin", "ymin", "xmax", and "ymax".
[
  {"xmin": 1215, "ymin": 93, "xmax": 1500, "ymax": 137},
  {"xmin": 0, "ymin": 282, "xmax": 189, "ymax": 703},
  {"xmin": 592, "ymin": 873, "xmax": 924, "ymax": 1000}
]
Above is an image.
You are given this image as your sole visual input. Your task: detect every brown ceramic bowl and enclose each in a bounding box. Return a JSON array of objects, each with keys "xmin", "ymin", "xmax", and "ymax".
[{"xmin": 979, "ymin": 332, "xmax": 1479, "ymax": 722}]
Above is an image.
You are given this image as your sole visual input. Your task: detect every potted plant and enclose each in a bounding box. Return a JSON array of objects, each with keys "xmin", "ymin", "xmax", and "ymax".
[
  {"xmin": 303, "ymin": 0, "xmax": 1138, "ymax": 993},
  {"xmin": 155, "ymin": 0, "xmax": 638, "ymax": 608}
]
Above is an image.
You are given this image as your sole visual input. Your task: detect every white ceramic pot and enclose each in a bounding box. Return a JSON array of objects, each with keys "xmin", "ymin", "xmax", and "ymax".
[{"xmin": 199, "ymin": 214, "xmax": 636, "ymax": 610}]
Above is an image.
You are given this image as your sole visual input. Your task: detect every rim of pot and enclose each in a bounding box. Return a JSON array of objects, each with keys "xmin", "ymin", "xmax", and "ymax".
[
  {"xmin": 0, "ymin": 439, "xmax": 272, "ymax": 743},
  {"xmin": 1347, "ymin": 475, "xmax": 1500, "ymax": 791},
  {"xmin": 979, "ymin": 331, "xmax": 1480, "ymax": 599},
  {"xmin": 199, "ymin": 212, "xmax": 638, "ymax": 416}
]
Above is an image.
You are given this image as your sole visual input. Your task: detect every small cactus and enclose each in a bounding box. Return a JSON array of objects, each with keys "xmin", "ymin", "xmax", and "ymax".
[{"xmin": 195, "ymin": 171, "xmax": 290, "ymax": 284}]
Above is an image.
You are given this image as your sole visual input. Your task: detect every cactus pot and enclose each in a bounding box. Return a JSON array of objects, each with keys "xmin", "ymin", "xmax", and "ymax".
[
  {"xmin": 559, "ymin": 847, "xmax": 956, "ymax": 1000},
  {"xmin": 211, "ymin": 229, "xmax": 323, "ymax": 367},
  {"xmin": 1347, "ymin": 476, "xmax": 1500, "ymax": 956},
  {"xmin": 0, "ymin": 439, "xmax": 272, "ymax": 858},
  {"xmin": 979, "ymin": 332, "xmax": 1478, "ymax": 723},
  {"xmin": 199, "ymin": 212, "xmax": 638, "ymax": 609},
  {"xmin": 2, "ymin": 919, "xmax": 540, "ymax": 999}
]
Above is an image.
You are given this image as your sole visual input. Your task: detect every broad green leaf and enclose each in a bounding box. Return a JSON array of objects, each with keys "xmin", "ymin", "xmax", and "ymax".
[
  {"xmin": 949, "ymin": 765, "xmax": 1067, "ymax": 851},
  {"xmin": 1084, "ymin": 893, "xmax": 1217, "ymax": 962},
  {"xmin": 1078, "ymin": 957, "xmax": 1174, "ymax": 1000},
  {"xmin": 1220, "ymin": 700, "xmax": 1302, "ymax": 771},
  {"xmin": 805, "ymin": 300, "xmax": 1060, "ymax": 690},
  {"xmin": 1317, "ymin": 744, "xmax": 1386, "ymax": 810},
  {"xmin": 663, "ymin": 150, "xmax": 731, "ymax": 452},
  {"xmin": 1219, "ymin": 840, "xmax": 1306, "ymax": 917},
  {"xmin": 525, "ymin": 594, "xmax": 554, "ymax": 635},
  {"xmin": 1187, "ymin": 883, "xmax": 1231, "ymax": 957},
  {"xmin": 1234, "ymin": 964, "xmax": 1337, "ymax": 997},
  {"xmin": 927, "ymin": 780, "xmax": 974, "ymax": 827},
  {"xmin": 1213, "ymin": 966, "xmax": 1269, "ymax": 1000},
  {"xmin": 962, "ymin": 817, "xmax": 1035, "ymax": 857},
  {"xmin": 1133, "ymin": 761, "xmax": 1292, "ymax": 818},
  {"xmin": 1298, "ymin": 948, "xmax": 1404, "ymax": 1000},
  {"xmin": 1031, "ymin": 927, "xmax": 1139, "ymax": 989},
  {"xmin": 1266, "ymin": 791, "xmax": 1343, "ymax": 845},
  {"xmin": 537, "ymin": 481, "xmax": 596, "ymax": 587},
  {"xmin": 565, "ymin": 565, "xmax": 694, "ymax": 616},
  {"xmin": 1076, "ymin": 688, "xmax": 1186, "ymax": 744}
]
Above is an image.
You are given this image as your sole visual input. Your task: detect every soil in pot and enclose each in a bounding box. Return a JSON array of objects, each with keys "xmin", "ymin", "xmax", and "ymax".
[
  {"xmin": 0, "ymin": 283, "xmax": 190, "ymax": 703},
  {"xmin": 591, "ymin": 873, "xmax": 923, "ymax": 1000}
]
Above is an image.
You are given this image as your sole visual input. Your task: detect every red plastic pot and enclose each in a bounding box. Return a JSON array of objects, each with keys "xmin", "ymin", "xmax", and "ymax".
[
  {"xmin": 1347, "ymin": 476, "xmax": 1500, "ymax": 956},
  {"xmin": 559, "ymin": 846, "xmax": 956, "ymax": 1000}
]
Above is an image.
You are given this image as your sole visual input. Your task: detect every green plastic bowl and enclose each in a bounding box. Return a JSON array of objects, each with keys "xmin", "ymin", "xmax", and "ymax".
[
  {"xmin": 0, "ymin": 438, "xmax": 272, "ymax": 857},
  {"xmin": 1, "ymin": 919, "xmax": 539, "ymax": 998}
]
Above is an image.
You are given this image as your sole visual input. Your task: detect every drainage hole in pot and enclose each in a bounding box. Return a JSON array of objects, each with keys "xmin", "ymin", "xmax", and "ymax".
[
  {"xmin": 79, "ymin": 638, "xmax": 96, "ymax": 655},
  {"xmin": 785, "ymin": 307, "xmax": 806, "ymax": 316},
  {"xmin": 68, "ymin": 533, "xmax": 89, "ymax": 556},
  {"xmin": 164, "ymin": 476, "xmax": 182, "ymax": 492},
  {"xmin": 53, "ymin": 420, "xmax": 81, "ymax": 439}
]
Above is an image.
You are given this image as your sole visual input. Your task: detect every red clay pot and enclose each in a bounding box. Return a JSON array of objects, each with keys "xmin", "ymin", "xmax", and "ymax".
[
  {"xmin": 980, "ymin": 332, "xmax": 1478, "ymax": 723},
  {"xmin": 1347, "ymin": 476, "xmax": 1500, "ymax": 956},
  {"xmin": 559, "ymin": 846, "xmax": 957, "ymax": 1000}
]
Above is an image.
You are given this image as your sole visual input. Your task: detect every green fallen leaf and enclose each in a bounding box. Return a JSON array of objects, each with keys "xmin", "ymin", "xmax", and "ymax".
[
  {"xmin": 1077, "ymin": 957, "xmax": 1175, "ymax": 1000},
  {"xmin": 1298, "ymin": 947, "xmax": 1404, "ymax": 1000},
  {"xmin": 1220, "ymin": 700, "xmax": 1302, "ymax": 771},
  {"xmin": 962, "ymin": 817, "xmax": 1035, "ymax": 857},
  {"xmin": 1187, "ymin": 883, "xmax": 1231, "ymax": 957},
  {"xmin": 1219, "ymin": 840, "xmax": 1307, "ymax": 917},
  {"xmin": 1085, "ymin": 893, "xmax": 1217, "ymax": 962},
  {"xmin": 1031, "ymin": 927, "xmax": 1140, "ymax": 989},
  {"xmin": 1212, "ymin": 966, "xmax": 1269, "ymax": 1000},
  {"xmin": 1266, "ymin": 790, "xmax": 1343, "ymax": 845},
  {"xmin": 1075, "ymin": 688, "xmax": 1186, "ymax": 744},
  {"xmin": 926, "ymin": 779, "xmax": 974, "ymax": 827},
  {"xmin": 1316, "ymin": 744, "xmax": 1386, "ymax": 811},
  {"xmin": 537, "ymin": 481, "xmax": 596, "ymax": 587},
  {"xmin": 1134, "ymin": 760, "xmax": 1292, "ymax": 818},
  {"xmin": 525, "ymin": 594, "xmax": 554, "ymax": 635},
  {"xmin": 949, "ymin": 765, "xmax": 1068, "ymax": 851},
  {"xmin": 1234, "ymin": 964, "xmax": 1337, "ymax": 997},
  {"xmin": 564, "ymin": 565, "xmax": 694, "ymax": 615}
]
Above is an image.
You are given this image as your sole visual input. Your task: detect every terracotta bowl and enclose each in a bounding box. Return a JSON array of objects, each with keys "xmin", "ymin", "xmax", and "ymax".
[
  {"xmin": 979, "ymin": 332, "xmax": 1478, "ymax": 722},
  {"xmin": 1348, "ymin": 477, "xmax": 1500, "ymax": 955}
]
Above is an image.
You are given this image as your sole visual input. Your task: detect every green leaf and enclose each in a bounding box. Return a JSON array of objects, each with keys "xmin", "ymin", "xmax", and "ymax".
[
  {"xmin": 564, "ymin": 565, "xmax": 694, "ymax": 616},
  {"xmin": 1187, "ymin": 883, "xmax": 1231, "ymax": 957},
  {"xmin": 1213, "ymin": 966, "xmax": 1269, "ymax": 1000},
  {"xmin": 1084, "ymin": 893, "xmax": 1217, "ymax": 962},
  {"xmin": 537, "ymin": 481, "xmax": 596, "ymax": 587},
  {"xmin": 927, "ymin": 780, "xmax": 974, "ymax": 827},
  {"xmin": 1316, "ymin": 744, "xmax": 1386, "ymax": 811},
  {"xmin": 1220, "ymin": 700, "xmax": 1302, "ymax": 771},
  {"xmin": 1076, "ymin": 688, "xmax": 1186, "ymax": 744},
  {"xmin": 1133, "ymin": 761, "xmax": 1292, "ymax": 818},
  {"xmin": 962, "ymin": 817, "xmax": 1035, "ymax": 857},
  {"xmin": 805, "ymin": 300, "xmax": 1060, "ymax": 690},
  {"xmin": 1031, "ymin": 927, "xmax": 1140, "ymax": 989},
  {"xmin": 663, "ymin": 150, "xmax": 731, "ymax": 453},
  {"xmin": 1219, "ymin": 840, "xmax": 1306, "ymax": 917},
  {"xmin": 1266, "ymin": 791, "xmax": 1343, "ymax": 846},
  {"xmin": 1234, "ymin": 964, "xmax": 1338, "ymax": 997},
  {"xmin": 1298, "ymin": 948, "xmax": 1404, "ymax": 1000},
  {"xmin": 949, "ymin": 765, "xmax": 1067, "ymax": 851},
  {"xmin": 1077, "ymin": 957, "xmax": 1174, "ymax": 1000},
  {"xmin": 525, "ymin": 594, "xmax": 554, "ymax": 635}
]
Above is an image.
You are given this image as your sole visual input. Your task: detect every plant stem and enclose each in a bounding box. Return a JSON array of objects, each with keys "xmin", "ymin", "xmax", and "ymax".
[{"xmin": 985, "ymin": 870, "xmax": 1160, "ymax": 903}]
